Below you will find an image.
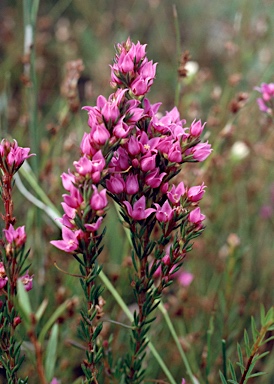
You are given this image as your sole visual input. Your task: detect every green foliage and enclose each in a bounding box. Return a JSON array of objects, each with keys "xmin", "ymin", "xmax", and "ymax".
[{"xmin": 219, "ymin": 307, "xmax": 274, "ymax": 384}]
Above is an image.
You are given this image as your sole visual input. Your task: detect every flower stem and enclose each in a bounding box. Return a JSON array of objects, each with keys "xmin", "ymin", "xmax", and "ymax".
[
  {"xmin": 99, "ymin": 270, "xmax": 177, "ymax": 384},
  {"xmin": 158, "ymin": 302, "xmax": 200, "ymax": 384}
]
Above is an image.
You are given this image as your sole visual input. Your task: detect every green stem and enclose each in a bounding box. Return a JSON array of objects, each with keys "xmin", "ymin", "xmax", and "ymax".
[
  {"xmin": 173, "ymin": 4, "xmax": 182, "ymax": 107},
  {"xmin": 222, "ymin": 339, "xmax": 227, "ymax": 381},
  {"xmin": 158, "ymin": 302, "xmax": 199, "ymax": 384},
  {"xmin": 113, "ymin": 202, "xmax": 200, "ymax": 383},
  {"xmin": 23, "ymin": 0, "xmax": 40, "ymax": 174},
  {"xmin": 99, "ymin": 271, "xmax": 177, "ymax": 384}
]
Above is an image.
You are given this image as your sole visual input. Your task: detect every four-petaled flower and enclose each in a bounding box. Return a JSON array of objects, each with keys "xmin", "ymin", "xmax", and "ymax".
[
  {"xmin": 123, "ymin": 196, "xmax": 156, "ymax": 221},
  {"xmin": 50, "ymin": 226, "xmax": 81, "ymax": 252}
]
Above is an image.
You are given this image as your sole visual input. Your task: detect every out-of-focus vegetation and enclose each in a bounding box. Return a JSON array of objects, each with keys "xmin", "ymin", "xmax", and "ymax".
[{"xmin": 0, "ymin": 0, "xmax": 274, "ymax": 383}]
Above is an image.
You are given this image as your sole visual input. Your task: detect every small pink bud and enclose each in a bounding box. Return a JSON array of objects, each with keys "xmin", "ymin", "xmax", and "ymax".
[
  {"xmin": 140, "ymin": 153, "xmax": 156, "ymax": 172},
  {"xmin": 189, "ymin": 207, "xmax": 206, "ymax": 225},
  {"xmin": 19, "ymin": 272, "xmax": 33, "ymax": 292},
  {"xmin": 0, "ymin": 262, "xmax": 8, "ymax": 289},
  {"xmin": 154, "ymin": 200, "xmax": 174, "ymax": 223},
  {"xmin": 106, "ymin": 175, "xmax": 125, "ymax": 194},
  {"xmin": 125, "ymin": 174, "xmax": 139, "ymax": 195},
  {"xmin": 3, "ymin": 224, "xmax": 27, "ymax": 247},
  {"xmin": 187, "ymin": 183, "xmax": 206, "ymax": 202},
  {"xmin": 90, "ymin": 187, "xmax": 108, "ymax": 211},
  {"xmin": 190, "ymin": 119, "xmax": 205, "ymax": 137},
  {"xmin": 132, "ymin": 158, "xmax": 139, "ymax": 168},
  {"xmin": 13, "ymin": 316, "xmax": 21, "ymax": 328}
]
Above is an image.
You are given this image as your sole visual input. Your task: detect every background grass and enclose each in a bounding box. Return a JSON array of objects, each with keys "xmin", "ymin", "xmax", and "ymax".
[{"xmin": 0, "ymin": 0, "xmax": 274, "ymax": 383}]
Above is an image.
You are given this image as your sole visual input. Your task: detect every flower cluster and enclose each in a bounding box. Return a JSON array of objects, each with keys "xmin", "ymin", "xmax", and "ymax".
[
  {"xmin": 51, "ymin": 37, "xmax": 211, "ymax": 383},
  {"xmin": 52, "ymin": 37, "xmax": 211, "ymax": 263},
  {"xmin": 0, "ymin": 224, "xmax": 33, "ymax": 292},
  {"xmin": 255, "ymin": 82, "xmax": 274, "ymax": 115},
  {"xmin": 0, "ymin": 139, "xmax": 34, "ymax": 383},
  {"xmin": 0, "ymin": 139, "xmax": 34, "ymax": 175},
  {"xmin": 52, "ymin": 39, "xmax": 211, "ymax": 258}
]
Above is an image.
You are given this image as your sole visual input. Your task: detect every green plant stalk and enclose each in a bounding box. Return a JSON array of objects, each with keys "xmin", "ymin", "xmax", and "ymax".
[
  {"xmin": 113, "ymin": 202, "xmax": 200, "ymax": 383},
  {"xmin": 23, "ymin": 0, "xmax": 40, "ymax": 174},
  {"xmin": 18, "ymin": 168, "xmax": 177, "ymax": 384},
  {"xmin": 158, "ymin": 303, "xmax": 200, "ymax": 384},
  {"xmin": 173, "ymin": 4, "xmax": 182, "ymax": 107},
  {"xmin": 100, "ymin": 271, "xmax": 177, "ymax": 384},
  {"xmin": 222, "ymin": 339, "xmax": 227, "ymax": 380},
  {"xmin": 239, "ymin": 319, "xmax": 273, "ymax": 384}
]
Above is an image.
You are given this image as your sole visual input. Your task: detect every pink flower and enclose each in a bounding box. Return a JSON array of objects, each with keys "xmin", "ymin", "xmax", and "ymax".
[
  {"xmin": 189, "ymin": 207, "xmax": 206, "ymax": 225},
  {"xmin": 125, "ymin": 174, "xmax": 139, "ymax": 195},
  {"xmin": 63, "ymin": 185, "xmax": 83, "ymax": 209},
  {"xmin": 50, "ymin": 379, "xmax": 60, "ymax": 384},
  {"xmin": 140, "ymin": 153, "xmax": 156, "ymax": 172},
  {"xmin": 118, "ymin": 52, "xmax": 135, "ymax": 73},
  {"xmin": 187, "ymin": 183, "xmax": 206, "ymax": 202},
  {"xmin": 90, "ymin": 186, "xmax": 108, "ymax": 211},
  {"xmin": 190, "ymin": 119, "xmax": 205, "ymax": 137},
  {"xmin": 84, "ymin": 217, "xmax": 103, "ymax": 232},
  {"xmin": 0, "ymin": 262, "xmax": 8, "ymax": 289},
  {"xmin": 189, "ymin": 142, "xmax": 212, "ymax": 162},
  {"xmin": 3, "ymin": 224, "xmax": 27, "ymax": 246},
  {"xmin": 127, "ymin": 136, "xmax": 141, "ymax": 156},
  {"xmin": 101, "ymin": 101, "xmax": 120, "ymax": 123},
  {"xmin": 73, "ymin": 155, "xmax": 93, "ymax": 176},
  {"xmin": 61, "ymin": 202, "xmax": 76, "ymax": 220},
  {"xmin": 123, "ymin": 196, "xmax": 156, "ymax": 221},
  {"xmin": 177, "ymin": 271, "xmax": 194, "ymax": 287},
  {"xmin": 61, "ymin": 171, "xmax": 75, "ymax": 191},
  {"xmin": 90, "ymin": 150, "xmax": 106, "ymax": 173},
  {"xmin": 50, "ymin": 226, "xmax": 80, "ymax": 252},
  {"xmin": 0, "ymin": 139, "xmax": 35, "ymax": 172},
  {"xmin": 154, "ymin": 200, "xmax": 174, "ymax": 222},
  {"xmin": 7, "ymin": 147, "xmax": 33, "ymax": 168},
  {"xmin": 19, "ymin": 272, "xmax": 33, "ymax": 292},
  {"xmin": 167, "ymin": 182, "xmax": 185, "ymax": 205},
  {"xmin": 168, "ymin": 142, "xmax": 182, "ymax": 163},
  {"xmin": 110, "ymin": 147, "xmax": 129, "ymax": 171},
  {"xmin": 106, "ymin": 174, "xmax": 125, "ymax": 194},
  {"xmin": 80, "ymin": 133, "xmax": 97, "ymax": 156},
  {"xmin": 90, "ymin": 123, "xmax": 110, "ymax": 145},
  {"xmin": 145, "ymin": 168, "xmax": 166, "ymax": 188},
  {"xmin": 131, "ymin": 77, "xmax": 149, "ymax": 96},
  {"xmin": 125, "ymin": 100, "xmax": 144, "ymax": 124},
  {"xmin": 256, "ymin": 98, "xmax": 268, "ymax": 112},
  {"xmin": 139, "ymin": 60, "xmax": 157, "ymax": 81},
  {"xmin": 128, "ymin": 40, "xmax": 147, "ymax": 63},
  {"xmin": 260, "ymin": 205, "xmax": 273, "ymax": 219},
  {"xmin": 113, "ymin": 119, "xmax": 132, "ymax": 138}
]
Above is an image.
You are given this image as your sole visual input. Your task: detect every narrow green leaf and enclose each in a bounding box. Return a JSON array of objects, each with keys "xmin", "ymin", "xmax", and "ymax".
[
  {"xmin": 260, "ymin": 305, "xmax": 265, "ymax": 325},
  {"xmin": 249, "ymin": 371, "xmax": 267, "ymax": 378},
  {"xmin": 251, "ymin": 317, "xmax": 258, "ymax": 342},
  {"xmin": 45, "ymin": 323, "xmax": 58, "ymax": 382},
  {"xmin": 16, "ymin": 280, "xmax": 32, "ymax": 326},
  {"xmin": 219, "ymin": 370, "xmax": 228, "ymax": 384},
  {"xmin": 237, "ymin": 343, "xmax": 244, "ymax": 374},
  {"xmin": 38, "ymin": 299, "xmax": 70, "ymax": 344},
  {"xmin": 35, "ymin": 299, "xmax": 48, "ymax": 323},
  {"xmin": 229, "ymin": 361, "xmax": 237, "ymax": 381},
  {"xmin": 244, "ymin": 330, "xmax": 251, "ymax": 356}
]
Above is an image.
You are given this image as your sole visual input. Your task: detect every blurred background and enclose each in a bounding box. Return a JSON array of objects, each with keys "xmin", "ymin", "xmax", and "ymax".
[{"xmin": 0, "ymin": 0, "xmax": 274, "ymax": 383}]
